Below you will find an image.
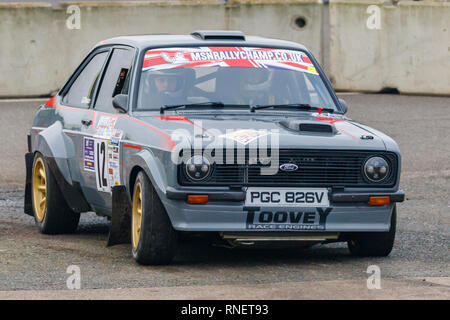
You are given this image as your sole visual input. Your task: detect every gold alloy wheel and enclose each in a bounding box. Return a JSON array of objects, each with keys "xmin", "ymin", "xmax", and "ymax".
[
  {"xmin": 132, "ymin": 182, "xmax": 143, "ymax": 251},
  {"xmin": 32, "ymin": 157, "xmax": 47, "ymax": 222}
]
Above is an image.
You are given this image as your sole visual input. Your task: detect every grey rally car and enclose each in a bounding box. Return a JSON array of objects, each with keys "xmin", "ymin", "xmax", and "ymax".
[{"xmin": 24, "ymin": 31, "xmax": 404, "ymax": 265}]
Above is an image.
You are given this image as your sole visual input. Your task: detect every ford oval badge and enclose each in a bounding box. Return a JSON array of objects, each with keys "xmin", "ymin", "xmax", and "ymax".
[{"xmin": 280, "ymin": 163, "xmax": 298, "ymax": 172}]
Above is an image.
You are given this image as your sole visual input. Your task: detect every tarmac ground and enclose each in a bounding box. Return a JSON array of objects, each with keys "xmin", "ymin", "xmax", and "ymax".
[{"xmin": 0, "ymin": 93, "xmax": 449, "ymax": 299}]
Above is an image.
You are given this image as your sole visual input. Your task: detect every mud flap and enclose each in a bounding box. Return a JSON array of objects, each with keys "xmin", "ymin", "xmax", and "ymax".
[
  {"xmin": 24, "ymin": 153, "xmax": 33, "ymax": 216},
  {"xmin": 107, "ymin": 185, "xmax": 131, "ymax": 246}
]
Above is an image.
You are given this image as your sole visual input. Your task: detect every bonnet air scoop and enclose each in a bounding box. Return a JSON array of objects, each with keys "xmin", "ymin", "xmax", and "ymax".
[{"xmin": 280, "ymin": 120, "xmax": 336, "ymax": 134}]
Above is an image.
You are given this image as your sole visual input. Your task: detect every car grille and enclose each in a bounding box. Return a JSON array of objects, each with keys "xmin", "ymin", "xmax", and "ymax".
[{"xmin": 178, "ymin": 149, "xmax": 398, "ymax": 187}]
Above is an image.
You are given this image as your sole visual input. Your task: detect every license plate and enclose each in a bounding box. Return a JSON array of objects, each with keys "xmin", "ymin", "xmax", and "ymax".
[{"xmin": 245, "ymin": 188, "xmax": 329, "ymax": 207}]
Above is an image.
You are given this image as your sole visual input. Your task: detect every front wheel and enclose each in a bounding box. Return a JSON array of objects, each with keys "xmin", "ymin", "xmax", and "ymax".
[
  {"xmin": 347, "ymin": 205, "xmax": 397, "ymax": 257},
  {"xmin": 31, "ymin": 152, "xmax": 80, "ymax": 234},
  {"xmin": 131, "ymin": 171, "xmax": 178, "ymax": 265}
]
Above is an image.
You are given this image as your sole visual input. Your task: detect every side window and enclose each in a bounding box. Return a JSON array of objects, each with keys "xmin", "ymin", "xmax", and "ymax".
[
  {"xmin": 95, "ymin": 48, "xmax": 134, "ymax": 113},
  {"xmin": 63, "ymin": 51, "xmax": 108, "ymax": 108}
]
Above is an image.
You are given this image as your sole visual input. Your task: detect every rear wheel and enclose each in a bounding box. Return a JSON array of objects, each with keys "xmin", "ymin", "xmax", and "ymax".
[
  {"xmin": 347, "ymin": 205, "xmax": 396, "ymax": 257},
  {"xmin": 31, "ymin": 153, "xmax": 80, "ymax": 234},
  {"xmin": 131, "ymin": 171, "xmax": 178, "ymax": 265}
]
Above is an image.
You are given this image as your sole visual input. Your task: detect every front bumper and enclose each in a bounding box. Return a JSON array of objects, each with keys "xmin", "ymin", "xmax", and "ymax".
[
  {"xmin": 167, "ymin": 187, "xmax": 405, "ymax": 204},
  {"xmin": 163, "ymin": 187, "xmax": 404, "ymax": 233}
]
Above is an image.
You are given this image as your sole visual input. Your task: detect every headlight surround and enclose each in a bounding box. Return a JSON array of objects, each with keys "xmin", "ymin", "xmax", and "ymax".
[
  {"xmin": 363, "ymin": 156, "xmax": 390, "ymax": 182},
  {"xmin": 184, "ymin": 155, "xmax": 212, "ymax": 181}
]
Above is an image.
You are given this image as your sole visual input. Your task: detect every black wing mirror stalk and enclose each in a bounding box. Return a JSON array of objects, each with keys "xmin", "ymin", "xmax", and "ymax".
[
  {"xmin": 338, "ymin": 98, "xmax": 348, "ymax": 114},
  {"xmin": 112, "ymin": 94, "xmax": 129, "ymax": 114}
]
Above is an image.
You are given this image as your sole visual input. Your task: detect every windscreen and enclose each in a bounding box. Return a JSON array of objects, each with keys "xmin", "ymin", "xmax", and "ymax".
[{"xmin": 136, "ymin": 47, "xmax": 337, "ymax": 111}]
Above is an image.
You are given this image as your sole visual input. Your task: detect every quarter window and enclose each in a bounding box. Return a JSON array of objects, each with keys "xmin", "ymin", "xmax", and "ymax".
[
  {"xmin": 95, "ymin": 48, "xmax": 134, "ymax": 113},
  {"xmin": 63, "ymin": 51, "xmax": 108, "ymax": 108}
]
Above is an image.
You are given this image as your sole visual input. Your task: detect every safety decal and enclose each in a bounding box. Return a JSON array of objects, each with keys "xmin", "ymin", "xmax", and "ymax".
[
  {"xmin": 220, "ymin": 129, "xmax": 270, "ymax": 145},
  {"xmin": 142, "ymin": 47, "xmax": 319, "ymax": 75}
]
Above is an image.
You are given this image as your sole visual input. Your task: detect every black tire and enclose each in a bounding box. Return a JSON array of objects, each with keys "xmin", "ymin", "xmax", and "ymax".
[
  {"xmin": 347, "ymin": 205, "xmax": 396, "ymax": 257},
  {"xmin": 31, "ymin": 152, "xmax": 80, "ymax": 234},
  {"xmin": 132, "ymin": 171, "xmax": 178, "ymax": 265}
]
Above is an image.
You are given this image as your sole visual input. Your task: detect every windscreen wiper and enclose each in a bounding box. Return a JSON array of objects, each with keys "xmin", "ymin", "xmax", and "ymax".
[
  {"xmin": 250, "ymin": 103, "xmax": 335, "ymax": 114},
  {"xmin": 160, "ymin": 102, "xmax": 227, "ymax": 114}
]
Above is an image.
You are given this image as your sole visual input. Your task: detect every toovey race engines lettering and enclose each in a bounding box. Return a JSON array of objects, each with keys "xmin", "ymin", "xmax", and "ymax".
[{"xmin": 245, "ymin": 208, "xmax": 332, "ymax": 230}]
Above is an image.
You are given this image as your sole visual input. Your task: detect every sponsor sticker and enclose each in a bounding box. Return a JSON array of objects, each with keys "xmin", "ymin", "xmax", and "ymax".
[
  {"xmin": 95, "ymin": 116, "xmax": 118, "ymax": 139},
  {"xmin": 108, "ymin": 129, "xmax": 123, "ymax": 148},
  {"xmin": 107, "ymin": 130, "xmax": 122, "ymax": 187},
  {"xmin": 142, "ymin": 47, "xmax": 318, "ymax": 75},
  {"xmin": 81, "ymin": 97, "xmax": 91, "ymax": 106},
  {"xmin": 220, "ymin": 129, "xmax": 269, "ymax": 145},
  {"xmin": 83, "ymin": 137, "xmax": 95, "ymax": 172},
  {"xmin": 244, "ymin": 207, "xmax": 332, "ymax": 231},
  {"xmin": 312, "ymin": 112, "xmax": 345, "ymax": 124}
]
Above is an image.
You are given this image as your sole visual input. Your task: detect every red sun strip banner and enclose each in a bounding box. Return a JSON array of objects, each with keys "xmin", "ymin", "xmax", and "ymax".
[{"xmin": 142, "ymin": 47, "xmax": 318, "ymax": 75}]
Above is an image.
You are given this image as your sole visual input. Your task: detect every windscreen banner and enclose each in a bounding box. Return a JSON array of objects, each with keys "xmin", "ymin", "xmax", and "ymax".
[{"xmin": 142, "ymin": 47, "xmax": 319, "ymax": 75}]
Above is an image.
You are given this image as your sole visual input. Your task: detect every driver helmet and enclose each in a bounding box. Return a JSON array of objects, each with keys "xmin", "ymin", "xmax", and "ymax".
[
  {"xmin": 239, "ymin": 68, "xmax": 273, "ymax": 104},
  {"xmin": 145, "ymin": 68, "xmax": 189, "ymax": 104}
]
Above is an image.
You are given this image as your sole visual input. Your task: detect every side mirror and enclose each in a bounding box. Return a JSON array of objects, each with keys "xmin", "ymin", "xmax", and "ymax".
[
  {"xmin": 112, "ymin": 94, "xmax": 128, "ymax": 113},
  {"xmin": 338, "ymin": 98, "xmax": 348, "ymax": 114}
]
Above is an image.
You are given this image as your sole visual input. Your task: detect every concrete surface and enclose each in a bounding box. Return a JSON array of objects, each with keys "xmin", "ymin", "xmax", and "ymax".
[
  {"xmin": 0, "ymin": 98, "xmax": 42, "ymax": 186},
  {"xmin": 0, "ymin": 0, "xmax": 323, "ymax": 97},
  {"xmin": 0, "ymin": 93, "xmax": 449, "ymax": 299},
  {"xmin": 329, "ymin": 0, "xmax": 450, "ymax": 95},
  {"xmin": 1, "ymin": 1, "xmax": 449, "ymax": 96}
]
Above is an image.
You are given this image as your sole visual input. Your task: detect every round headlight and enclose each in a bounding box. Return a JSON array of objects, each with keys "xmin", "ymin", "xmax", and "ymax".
[
  {"xmin": 364, "ymin": 156, "xmax": 389, "ymax": 182},
  {"xmin": 185, "ymin": 155, "xmax": 211, "ymax": 181}
]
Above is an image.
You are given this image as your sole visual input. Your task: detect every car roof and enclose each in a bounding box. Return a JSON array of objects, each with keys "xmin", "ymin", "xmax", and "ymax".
[{"xmin": 93, "ymin": 31, "xmax": 310, "ymax": 53}]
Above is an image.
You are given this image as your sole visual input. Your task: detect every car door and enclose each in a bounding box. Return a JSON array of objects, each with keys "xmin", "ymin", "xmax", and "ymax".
[
  {"xmin": 80, "ymin": 46, "xmax": 135, "ymax": 213},
  {"xmin": 58, "ymin": 49, "xmax": 110, "ymax": 200}
]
